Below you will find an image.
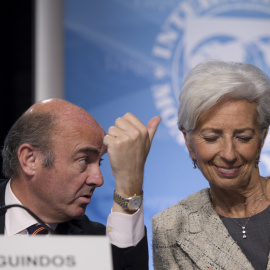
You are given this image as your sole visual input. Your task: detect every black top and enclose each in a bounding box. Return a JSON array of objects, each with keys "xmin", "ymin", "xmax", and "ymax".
[{"xmin": 220, "ymin": 205, "xmax": 270, "ymax": 270}]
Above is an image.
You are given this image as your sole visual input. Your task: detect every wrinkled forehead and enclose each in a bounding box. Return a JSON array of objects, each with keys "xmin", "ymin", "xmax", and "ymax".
[
  {"xmin": 51, "ymin": 114, "xmax": 106, "ymax": 157},
  {"xmin": 196, "ymin": 100, "xmax": 259, "ymax": 129}
]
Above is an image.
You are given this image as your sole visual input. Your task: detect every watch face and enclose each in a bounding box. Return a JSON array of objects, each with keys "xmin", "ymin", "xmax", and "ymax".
[{"xmin": 128, "ymin": 197, "xmax": 142, "ymax": 211}]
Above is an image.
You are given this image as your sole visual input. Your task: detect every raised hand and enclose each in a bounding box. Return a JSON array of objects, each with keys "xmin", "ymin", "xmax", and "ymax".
[{"xmin": 103, "ymin": 113, "xmax": 161, "ymax": 206}]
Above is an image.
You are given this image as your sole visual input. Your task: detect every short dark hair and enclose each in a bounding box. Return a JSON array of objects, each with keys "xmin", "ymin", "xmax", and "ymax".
[{"xmin": 2, "ymin": 111, "xmax": 57, "ymax": 178}]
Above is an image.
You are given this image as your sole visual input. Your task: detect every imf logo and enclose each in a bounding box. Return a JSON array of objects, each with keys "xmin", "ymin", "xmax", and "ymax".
[{"xmin": 151, "ymin": 0, "xmax": 270, "ymax": 173}]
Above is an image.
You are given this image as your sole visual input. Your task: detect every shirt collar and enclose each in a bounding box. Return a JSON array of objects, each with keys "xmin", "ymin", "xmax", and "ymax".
[
  {"xmin": 5, "ymin": 180, "xmax": 37, "ymax": 235},
  {"xmin": 4, "ymin": 180, "xmax": 57, "ymax": 235}
]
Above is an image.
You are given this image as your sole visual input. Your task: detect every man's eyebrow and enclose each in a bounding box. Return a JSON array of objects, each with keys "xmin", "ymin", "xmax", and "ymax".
[{"xmin": 73, "ymin": 147, "xmax": 100, "ymax": 157}]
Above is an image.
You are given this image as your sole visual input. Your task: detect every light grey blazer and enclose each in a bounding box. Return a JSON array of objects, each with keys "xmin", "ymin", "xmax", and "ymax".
[{"xmin": 152, "ymin": 188, "xmax": 270, "ymax": 270}]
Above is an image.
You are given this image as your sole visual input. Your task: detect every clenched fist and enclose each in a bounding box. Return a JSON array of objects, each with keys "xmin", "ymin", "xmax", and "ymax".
[{"xmin": 103, "ymin": 113, "xmax": 161, "ymax": 212}]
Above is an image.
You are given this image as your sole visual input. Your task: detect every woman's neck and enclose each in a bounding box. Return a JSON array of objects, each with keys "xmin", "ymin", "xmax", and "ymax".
[{"xmin": 209, "ymin": 176, "xmax": 270, "ymax": 218}]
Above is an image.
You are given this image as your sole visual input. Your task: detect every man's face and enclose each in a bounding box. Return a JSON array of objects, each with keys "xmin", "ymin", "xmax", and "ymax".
[{"xmin": 31, "ymin": 114, "xmax": 106, "ymax": 223}]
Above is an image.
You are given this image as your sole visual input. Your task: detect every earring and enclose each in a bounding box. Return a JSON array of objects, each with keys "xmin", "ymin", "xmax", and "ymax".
[
  {"xmin": 192, "ymin": 159, "xmax": 197, "ymax": 169},
  {"xmin": 255, "ymin": 158, "xmax": 260, "ymax": 168}
]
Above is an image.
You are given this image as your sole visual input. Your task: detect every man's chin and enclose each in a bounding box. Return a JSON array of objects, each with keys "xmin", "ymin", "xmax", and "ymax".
[
  {"xmin": 72, "ymin": 205, "xmax": 87, "ymax": 218},
  {"xmin": 61, "ymin": 206, "xmax": 87, "ymax": 222}
]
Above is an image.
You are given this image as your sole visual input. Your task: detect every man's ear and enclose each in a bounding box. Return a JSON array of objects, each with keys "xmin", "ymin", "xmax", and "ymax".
[
  {"xmin": 182, "ymin": 129, "xmax": 196, "ymax": 160},
  {"xmin": 17, "ymin": 143, "xmax": 40, "ymax": 176}
]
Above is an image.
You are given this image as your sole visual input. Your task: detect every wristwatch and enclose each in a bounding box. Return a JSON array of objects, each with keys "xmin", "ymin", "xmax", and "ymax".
[{"xmin": 113, "ymin": 190, "xmax": 143, "ymax": 211}]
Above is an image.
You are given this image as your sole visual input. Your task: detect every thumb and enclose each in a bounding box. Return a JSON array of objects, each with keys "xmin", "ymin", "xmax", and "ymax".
[{"xmin": 147, "ymin": 116, "xmax": 161, "ymax": 143}]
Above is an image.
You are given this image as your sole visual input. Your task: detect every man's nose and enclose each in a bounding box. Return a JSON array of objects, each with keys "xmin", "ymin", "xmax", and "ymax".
[{"xmin": 85, "ymin": 164, "xmax": 104, "ymax": 187}]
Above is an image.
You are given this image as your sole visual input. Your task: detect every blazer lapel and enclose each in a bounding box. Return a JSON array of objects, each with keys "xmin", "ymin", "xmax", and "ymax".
[
  {"xmin": 176, "ymin": 190, "xmax": 254, "ymax": 270},
  {"xmin": 266, "ymin": 253, "xmax": 270, "ymax": 269}
]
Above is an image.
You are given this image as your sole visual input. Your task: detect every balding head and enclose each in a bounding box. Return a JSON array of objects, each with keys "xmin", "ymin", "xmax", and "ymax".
[
  {"xmin": 28, "ymin": 98, "xmax": 91, "ymax": 118},
  {"xmin": 2, "ymin": 99, "xmax": 103, "ymax": 179}
]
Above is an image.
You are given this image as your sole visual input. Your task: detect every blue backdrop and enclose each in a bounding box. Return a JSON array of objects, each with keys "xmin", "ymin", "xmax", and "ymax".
[{"xmin": 64, "ymin": 1, "xmax": 270, "ymax": 268}]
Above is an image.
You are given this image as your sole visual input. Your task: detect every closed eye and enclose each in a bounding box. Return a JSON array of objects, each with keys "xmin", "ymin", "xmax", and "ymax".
[
  {"xmin": 237, "ymin": 136, "xmax": 252, "ymax": 142},
  {"xmin": 203, "ymin": 136, "xmax": 218, "ymax": 142}
]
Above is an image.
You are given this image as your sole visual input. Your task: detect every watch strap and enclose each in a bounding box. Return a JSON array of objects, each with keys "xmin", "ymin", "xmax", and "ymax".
[{"xmin": 113, "ymin": 190, "xmax": 143, "ymax": 210}]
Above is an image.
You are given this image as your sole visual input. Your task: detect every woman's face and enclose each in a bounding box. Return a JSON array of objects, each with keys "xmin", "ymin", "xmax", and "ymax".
[{"xmin": 184, "ymin": 100, "xmax": 266, "ymax": 191}]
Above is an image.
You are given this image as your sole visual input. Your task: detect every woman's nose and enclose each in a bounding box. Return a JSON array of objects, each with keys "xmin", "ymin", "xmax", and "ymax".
[{"xmin": 220, "ymin": 139, "xmax": 237, "ymax": 163}]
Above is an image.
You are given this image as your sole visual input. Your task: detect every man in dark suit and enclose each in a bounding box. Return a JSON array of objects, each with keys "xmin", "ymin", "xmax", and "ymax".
[{"xmin": 0, "ymin": 98, "xmax": 161, "ymax": 270}]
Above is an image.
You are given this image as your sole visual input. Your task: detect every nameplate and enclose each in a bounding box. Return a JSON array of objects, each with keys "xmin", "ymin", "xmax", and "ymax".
[{"xmin": 0, "ymin": 236, "xmax": 113, "ymax": 269}]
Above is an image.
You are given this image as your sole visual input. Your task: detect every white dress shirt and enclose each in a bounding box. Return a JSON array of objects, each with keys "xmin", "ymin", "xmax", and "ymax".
[{"xmin": 4, "ymin": 180, "xmax": 144, "ymax": 248}]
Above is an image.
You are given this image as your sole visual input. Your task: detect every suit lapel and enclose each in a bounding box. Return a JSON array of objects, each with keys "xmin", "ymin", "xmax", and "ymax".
[
  {"xmin": 55, "ymin": 221, "xmax": 84, "ymax": 235},
  {"xmin": 55, "ymin": 216, "xmax": 105, "ymax": 236},
  {"xmin": 176, "ymin": 190, "xmax": 254, "ymax": 270}
]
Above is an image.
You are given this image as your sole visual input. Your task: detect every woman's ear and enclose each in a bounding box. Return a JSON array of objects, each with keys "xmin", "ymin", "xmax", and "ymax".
[
  {"xmin": 17, "ymin": 143, "xmax": 39, "ymax": 176},
  {"xmin": 182, "ymin": 129, "xmax": 196, "ymax": 160}
]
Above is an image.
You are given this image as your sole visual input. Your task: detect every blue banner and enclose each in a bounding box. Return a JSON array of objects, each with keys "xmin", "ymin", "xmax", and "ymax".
[{"xmin": 64, "ymin": 1, "xmax": 270, "ymax": 268}]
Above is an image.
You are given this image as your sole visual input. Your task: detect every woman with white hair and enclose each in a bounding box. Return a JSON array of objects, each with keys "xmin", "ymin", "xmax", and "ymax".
[{"xmin": 152, "ymin": 60, "xmax": 270, "ymax": 270}]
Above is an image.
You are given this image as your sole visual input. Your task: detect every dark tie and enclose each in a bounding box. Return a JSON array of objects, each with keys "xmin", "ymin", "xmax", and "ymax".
[{"xmin": 27, "ymin": 224, "xmax": 49, "ymax": 235}]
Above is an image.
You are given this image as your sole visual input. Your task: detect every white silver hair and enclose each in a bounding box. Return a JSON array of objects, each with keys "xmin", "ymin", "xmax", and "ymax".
[{"xmin": 177, "ymin": 60, "xmax": 270, "ymax": 140}]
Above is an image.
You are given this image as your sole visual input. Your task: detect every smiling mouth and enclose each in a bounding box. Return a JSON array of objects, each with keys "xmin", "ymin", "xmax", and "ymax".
[{"xmin": 215, "ymin": 165, "xmax": 241, "ymax": 175}]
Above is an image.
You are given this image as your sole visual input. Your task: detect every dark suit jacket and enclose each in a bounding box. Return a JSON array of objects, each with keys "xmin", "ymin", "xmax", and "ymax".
[{"xmin": 0, "ymin": 180, "xmax": 148, "ymax": 270}]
